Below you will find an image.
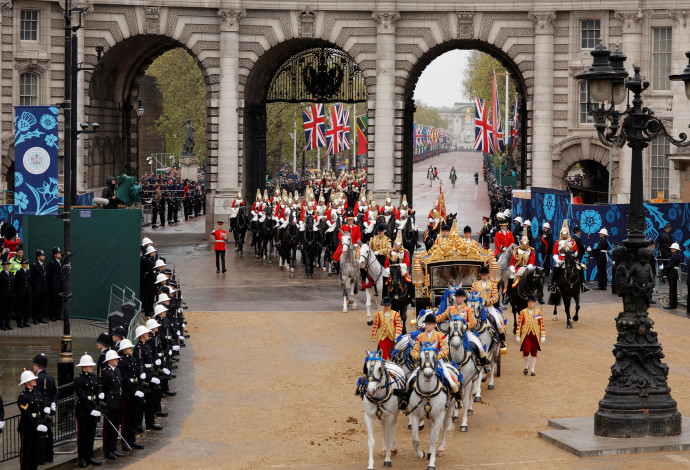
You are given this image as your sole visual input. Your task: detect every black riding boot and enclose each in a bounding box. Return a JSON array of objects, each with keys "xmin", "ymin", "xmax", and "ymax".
[
  {"xmin": 499, "ymin": 331, "xmax": 506, "ymax": 349},
  {"xmin": 480, "ymin": 355, "xmax": 491, "ymax": 374},
  {"xmin": 549, "ymin": 267, "xmax": 560, "ymax": 293},
  {"xmin": 399, "ymin": 384, "xmax": 413, "ymax": 411},
  {"xmin": 580, "ymin": 269, "xmax": 590, "ymax": 292}
]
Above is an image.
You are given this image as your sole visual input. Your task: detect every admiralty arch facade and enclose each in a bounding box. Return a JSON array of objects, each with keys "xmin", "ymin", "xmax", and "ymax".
[{"xmin": 1, "ymin": 1, "xmax": 690, "ymax": 228}]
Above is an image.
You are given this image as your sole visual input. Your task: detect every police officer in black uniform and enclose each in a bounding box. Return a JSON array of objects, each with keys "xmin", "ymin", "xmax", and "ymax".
[
  {"xmin": 0, "ymin": 258, "xmax": 15, "ymax": 330},
  {"xmin": 30, "ymin": 250, "xmax": 49, "ymax": 324},
  {"xmin": 74, "ymin": 353, "xmax": 103, "ymax": 468},
  {"xmin": 15, "ymin": 258, "xmax": 32, "ymax": 327},
  {"xmin": 96, "ymin": 333, "xmax": 112, "ymax": 377},
  {"xmin": 663, "ymin": 242, "xmax": 683, "ymax": 310},
  {"xmin": 32, "ymin": 353, "xmax": 57, "ymax": 464},
  {"xmin": 17, "ymin": 369, "xmax": 47, "ymax": 470},
  {"xmin": 46, "ymin": 247, "xmax": 63, "ymax": 321},
  {"xmin": 572, "ymin": 225, "xmax": 590, "ymax": 293},
  {"xmin": 593, "ymin": 228, "xmax": 610, "ymax": 290},
  {"xmin": 133, "ymin": 325, "xmax": 163, "ymax": 431},
  {"xmin": 100, "ymin": 350, "xmax": 124, "ymax": 460}
]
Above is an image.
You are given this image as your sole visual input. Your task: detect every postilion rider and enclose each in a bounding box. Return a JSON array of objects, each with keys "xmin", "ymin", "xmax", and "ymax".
[
  {"xmin": 397, "ymin": 313, "xmax": 462, "ymax": 410},
  {"xmin": 370, "ymin": 297, "xmax": 402, "ymax": 360},
  {"xmin": 436, "ymin": 288, "xmax": 492, "ymax": 373},
  {"xmin": 516, "ymin": 294, "xmax": 546, "ymax": 376},
  {"xmin": 471, "ymin": 265, "xmax": 508, "ymax": 352}
]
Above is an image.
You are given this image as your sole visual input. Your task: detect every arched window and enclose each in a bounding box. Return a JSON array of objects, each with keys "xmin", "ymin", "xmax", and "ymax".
[{"xmin": 19, "ymin": 72, "xmax": 39, "ymax": 105}]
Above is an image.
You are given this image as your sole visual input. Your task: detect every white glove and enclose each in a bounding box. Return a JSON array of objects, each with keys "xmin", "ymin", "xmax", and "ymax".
[
  {"xmin": 660, "ymin": 264, "xmax": 664, "ymax": 270},
  {"xmin": 313, "ymin": 224, "xmax": 319, "ymax": 231},
  {"xmin": 51, "ymin": 402, "xmax": 56, "ymax": 412},
  {"xmin": 178, "ymin": 308, "xmax": 183, "ymax": 314},
  {"xmin": 90, "ymin": 410, "xmax": 102, "ymax": 417},
  {"xmin": 179, "ymin": 335, "xmax": 185, "ymax": 340},
  {"xmin": 0, "ymin": 421, "xmax": 5, "ymax": 430},
  {"xmin": 553, "ymin": 254, "xmax": 559, "ymax": 262},
  {"xmin": 176, "ymin": 330, "xmax": 181, "ymax": 336},
  {"xmin": 172, "ymin": 345, "xmax": 180, "ymax": 351},
  {"xmin": 374, "ymin": 251, "xmax": 379, "ymax": 256},
  {"xmin": 140, "ymin": 373, "xmax": 147, "ymax": 379},
  {"xmin": 162, "ymin": 368, "xmax": 170, "ymax": 375},
  {"xmin": 134, "ymin": 391, "xmax": 145, "ymax": 398},
  {"xmin": 98, "ymin": 392, "xmax": 105, "ymax": 400},
  {"xmin": 37, "ymin": 424, "xmax": 48, "ymax": 433},
  {"xmin": 528, "ymin": 264, "xmax": 534, "ymax": 269},
  {"xmin": 182, "ymin": 323, "xmax": 186, "ymax": 329},
  {"xmin": 44, "ymin": 407, "xmax": 51, "ymax": 415},
  {"xmin": 509, "ymin": 266, "xmax": 515, "ymax": 273},
  {"xmin": 155, "ymin": 359, "xmax": 161, "ymax": 366},
  {"xmin": 151, "ymin": 377, "xmax": 161, "ymax": 385},
  {"xmin": 587, "ymin": 246, "xmax": 592, "ymax": 252},
  {"xmin": 515, "ymin": 336, "xmax": 520, "ymax": 342},
  {"xmin": 541, "ymin": 336, "xmax": 546, "ymax": 344},
  {"xmin": 168, "ymin": 349, "xmax": 173, "ymax": 356}
]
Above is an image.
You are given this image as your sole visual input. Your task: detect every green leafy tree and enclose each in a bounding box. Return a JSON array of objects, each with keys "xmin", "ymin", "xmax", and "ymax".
[
  {"xmin": 147, "ymin": 48, "xmax": 207, "ymax": 163},
  {"xmin": 460, "ymin": 51, "xmax": 517, "ymax": 117},
  {"xmin": 414, "ymin": 102, "xmax": 448, "ymax": 127}
]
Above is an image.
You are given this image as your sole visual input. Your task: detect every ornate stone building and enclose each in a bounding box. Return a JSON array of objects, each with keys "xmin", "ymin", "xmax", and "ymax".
[
  {"xmin": 434, "ymin": 102, "xmax": 474, "ymax": 149},
  {"xmin": 1, "ymin": 1, "xmax": 689, "ymax": 229}
]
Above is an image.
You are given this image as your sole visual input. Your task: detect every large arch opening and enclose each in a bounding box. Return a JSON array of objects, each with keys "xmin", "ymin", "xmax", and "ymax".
[
  {"xmin": 566, "ymin": 160, "xmax": 609, "ymax": 205},
  {"xmin": 86, "ymin": 35, "xmax": 212, "ymax": 189},
  {"xmin": 402, "ymin": 40, "xmax": 529, "ymax": 213},
  {"xmin": 243, "ymin": 39, "xmax": 368, "ymax": 200}
]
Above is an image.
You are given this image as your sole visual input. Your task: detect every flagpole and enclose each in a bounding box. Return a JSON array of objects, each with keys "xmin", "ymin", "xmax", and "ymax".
[
  {"xmin": 352, "ymin": 103, "xmax": 356, "ymax": 169},
  {"xmin": 293, "ymin": 115, "xmax": 297, "ymax": 174},
  {"xmin": 505, "ymin": 71, "xmax": 509, "ymax": 156},
  {"xmin": 317, "ymin": 146, "xmax": 320, "ymax": 171}
]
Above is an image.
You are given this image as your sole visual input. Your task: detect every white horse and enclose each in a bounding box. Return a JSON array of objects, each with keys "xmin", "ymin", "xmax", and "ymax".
[
  {"xmin": 361, "ymin": 350, "xmax": 404, "ymax": 470},
  {"xmin": 446, "ymin": 315, "xmax": 481, "ymax": 432},
  {"xmin": 340, "ymin": 234, "xmax": 360, "ymax": 313},
  {"xmin": 468, "ymin": 293, "xmax": 501, "ymax": 402},
  {"xmin": 392, "ymin": 332, "xmax": 424, "ymax": 431},
  {"xmin": 408, "ymin": 347, "xmax": 455, "ymax": 469},
  {"xmin": 359, "ymin": 242, "xmax": 385, "ymax": 326}
]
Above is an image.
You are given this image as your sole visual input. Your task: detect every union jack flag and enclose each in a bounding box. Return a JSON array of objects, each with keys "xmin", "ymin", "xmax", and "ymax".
[
  {"xmin": 474, "ymin": 96, "xmax": 493, "ymax": 153},
  {"xmin": 302, "ymin": 103, "xmax": 326, "ymax": 151},
  {"xmin": 491, "ymin": 75, "xmax": 505, "ymax": 154},
  {"xmin": 340, "ymin": 106, "xmax": 351, "ymax": 152},
  {"xmin": 426, "ymin": 126, "xmax": 433, "ymax": 146},
  {"xmin": 414, "ymin": 123, "xmax": 424, "ymax": 147},
  {"xmin": 325, "ymin": 103, "xmax": 345, "ymax": 156}
]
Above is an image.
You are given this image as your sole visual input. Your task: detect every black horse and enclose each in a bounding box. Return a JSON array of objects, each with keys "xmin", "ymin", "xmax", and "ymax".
[
  {"xmin": 278, "ymin": 212, "xmax": 300, "ymax": 272},
  {"xmin": 322, "ymin": 218, "xmax": 341, "ymax": 275},
  {"xmin": 302, "ymin": 215, "xmax": 322, "ymax": 279},
  {"xmin": 377, "ymin": 214, "xmax": 396, "ymax": 241},
  {"xmin": 229, "ymin": 206, "xmax": 248, "ymax": 254},
  {"xmin": 399, "ymin": 216, "xmax": 418, "ymax": 260},
  {"xmin": 508, "ymin": 268, "xmax": 545, "ymax": 334},
  {"xmin": 256, "ymin": 206, "xmax": 275, "ymax": 262},
  {"xmin": 388, "ymin": 263, "xmax": 413, "ymax": 335},
  {"xmin": 549, "ymin": 251, "xmax": 582, "ymax": 329}
]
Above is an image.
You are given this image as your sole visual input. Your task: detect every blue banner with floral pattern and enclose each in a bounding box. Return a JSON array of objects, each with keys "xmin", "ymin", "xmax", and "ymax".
[
  {"xmin": 513, "ymin": 187, "xmax": 689, "ymax": 281},
  {"xmin": 14, "ymin": 106, "xmax": 59, "ymax": 216}
]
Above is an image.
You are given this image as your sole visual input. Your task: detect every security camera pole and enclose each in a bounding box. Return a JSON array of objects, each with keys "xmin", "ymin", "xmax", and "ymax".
[{"xmin": 59, "ymin": 0, "xmax": 103, "ymax": 389}]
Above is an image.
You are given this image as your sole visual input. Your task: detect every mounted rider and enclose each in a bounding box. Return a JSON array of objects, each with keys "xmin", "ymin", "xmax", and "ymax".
[
  {"xmin": 332, "ymin": 210, "xmax": 362, "ymax": 263},
  {"xmin": 396, "ymin": 194, "xmax": 415, "ymax": 220},
  {"xmin": 507, "ymin": 228, "xmax": 536, "ymax": 295},
  {"xmin": 548, "ymin": 220, "xmax": 579, "ymax": 293},
  {"xmin": 370, "ymin": 224, "xmax": 392, "ymax": 268},
  {"xmin": 471, "ymin": 265, "xmax": 507, "ymax": 351},
  {"xmin": 384, "ymin": 232, "xmax": 411, "ymax": 284},
  {"xmin": 479, "ymin": 216, "xmax": 492, "ymax": 249},
  {"xmin": 379, "ymin": 192, "xmax": 397, "ymax": 222},
  {"xmin": 274, "ymin": 192, "xmax": 294, "ymax": 248},
  {"xmin": 250, "ymin": 189, "xmax": 265, "ymax": 222},
  {"xmin": 354, "ymin": 192, "xmax": 369, "ymax": 218},
  {"xmin": 572, "ymin": 225, "xmax": 590, "ymax": 293},
  {"xmin": 298, "ymin": 195, "xmax": 318, "ymax": 232},
  {"xmin": 493, "ymin": 219, "xmax": 515, "ymax": 259},
  {"xmin": 315, "ymin": 194, "xmax": 328, "ymax": 221},
  {"xmin": 229, "ymin": 189, "xmax": 246, "ymax": 219},
  {"xmin": 395, "ymin": 202, "xmax": 416, "ymax": 233},
  {"xmin": 436, "ymin": 288, "xmax": 491, "ymax": 373}
]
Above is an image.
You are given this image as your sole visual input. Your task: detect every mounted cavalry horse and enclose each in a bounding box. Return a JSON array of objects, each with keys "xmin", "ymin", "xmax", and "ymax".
[
  {"xmin": 357, "ymin": 351, "xmax": 405, "ymax": 470},
  {"xmin": 277, "ymin": 211, "xmax": 300, "ymax": 272},
  {"xmin": 359, "ymin": 243, "xmax": 385, "ymax": 326},
  {"xmin": 467, "ymin": 292, "xmax": 502, "ymax": 402},
  {"xmin": 549, "ymin": 250, "xmax": 582, "ymax": 328},
  {"xmin": 444, "ymin": 314, "xmax": 481, "ymax": 432},
  {"xmin": 301, "ymin": 215, "xmax": 322, "ymax": 279},
  {"xmin": 387, "ymin": 260, "xmax": 413, "ymax": 336},
  {"xmin": 340, "ymin": 233, "xmax": 360, "ymax": 313},
  {"xmin": 507, "ymin": 268, "xmax": 545, "ymax": 334},
  {"xmin": 229, "ymin": 206, "xmax": 248, "ymax": 254},
  {"xmin": 255, "ymin": 205, "xmax": 275, "ymax": 262}
]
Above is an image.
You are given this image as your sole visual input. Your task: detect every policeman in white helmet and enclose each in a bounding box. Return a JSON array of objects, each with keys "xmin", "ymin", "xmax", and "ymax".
[
  {"xmin": 133, "ymin": 325, "xmax": 163, "ymax": 431},
  {"xmin": 100, "ymin": 349, "xmax": 123, "ymax": 460},
  {"xmin": 74, "ymin": 353, "xmax": 103, "ymax": 467}
]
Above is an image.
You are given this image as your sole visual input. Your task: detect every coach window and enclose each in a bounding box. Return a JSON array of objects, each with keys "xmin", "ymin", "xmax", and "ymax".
[
  {"xmin": 20, "ymin": 72, "xmax": 39, "ymax": 105},
  {"xmin": 20, "ymin": 10, "xmax": 39, "ymax": 42}
]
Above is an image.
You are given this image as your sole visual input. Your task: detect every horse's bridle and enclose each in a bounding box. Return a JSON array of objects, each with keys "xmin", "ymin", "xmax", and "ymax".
[{"xmin": 360, "ymin": 246, "xmax": 383, "ymax": 283}]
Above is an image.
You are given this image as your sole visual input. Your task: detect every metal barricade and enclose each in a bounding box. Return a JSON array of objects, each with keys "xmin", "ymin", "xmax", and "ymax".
[{"xmin": 1, "ymin": 383, "xmax": 79, "ymax": 462}]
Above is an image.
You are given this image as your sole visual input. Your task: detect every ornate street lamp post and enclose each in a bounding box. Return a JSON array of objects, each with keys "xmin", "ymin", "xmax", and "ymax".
[{"xmin": 576, "ymin": 44, "xmax": 690, "ymax": 438}]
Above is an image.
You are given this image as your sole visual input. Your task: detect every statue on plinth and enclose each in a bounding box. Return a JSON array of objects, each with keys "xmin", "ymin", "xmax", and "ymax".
[{"xmin": 183, "ymin": 119, "xmax": 195, "ymax": 156}]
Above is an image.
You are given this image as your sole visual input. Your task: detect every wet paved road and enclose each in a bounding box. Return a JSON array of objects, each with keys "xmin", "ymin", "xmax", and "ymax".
[{"xmin": 412, "ymin": 150, "xmax": 491, "ymax": 233}]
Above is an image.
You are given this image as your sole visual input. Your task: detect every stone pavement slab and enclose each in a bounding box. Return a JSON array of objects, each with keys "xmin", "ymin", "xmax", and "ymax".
[{"xmin": 539, "ymin": 416, "xmax": 690, "ymax": 457}]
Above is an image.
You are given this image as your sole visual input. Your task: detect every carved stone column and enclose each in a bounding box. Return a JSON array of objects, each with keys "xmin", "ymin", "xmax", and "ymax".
[
  {"xmin": 613, "ymin": 10, "xmax": 643, "ymax": 204},
  {"xmin": 214, "ymin": 8, "xmax": 245, "ymax": 228},
  {"xmin": 371, "ymin": 12, "xmax": 399, "ymax": 197},
  {"xmin": 528, "ymin": 12, "xmax": 555, "ymax": 188}
]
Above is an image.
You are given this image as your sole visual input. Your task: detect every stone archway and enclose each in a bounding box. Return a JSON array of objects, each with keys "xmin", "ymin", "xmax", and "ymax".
[
  {"xmin": 552, "ymin": 136, "xmax": 618, "ymax": 196},
  {"xmin": 401, "ymin": 38, "xmax": 530, "ymax": 200},
  {"xmin": 241, "ymin": 38, "xmax": 370, "ymax": 200}
]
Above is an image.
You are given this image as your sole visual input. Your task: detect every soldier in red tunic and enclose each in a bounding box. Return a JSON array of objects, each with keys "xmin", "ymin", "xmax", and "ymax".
[
  {"xmin": 516, "ymin": 294, "xmax": 545, "ymax": 376},
  {"xmin": 210, "ymin": 221, "xmax": 228, "ymax": 273},
  {"xmin": 494, "ymin": 220, "xmax": 515, "ymax": 259},
  {"xmin": 549, "ymin": 220, "xmax": 578, "ymax": 293}
]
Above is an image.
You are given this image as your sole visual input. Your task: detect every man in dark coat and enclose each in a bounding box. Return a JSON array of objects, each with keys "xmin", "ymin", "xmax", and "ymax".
[
  {"xmin": 101, "ymin": 176, "xmax": 119, "ymax": 209},
  {"xmin": 657, "ymin": 223, "xmax": 673, "ymax": 262},
  {"xmin": 593, "ymin": 228, "xmax": 610, "ymax": 290},
  {"xmin": 572, "ymin": 225, "xmax": 590, "ymax": 292},
  {"xmin": 538, "ymin": 223, "xmax": 553, "ymax": 276},
  {"xmin": 33, "ymin": 354, "xmax": 57, "ymax": 465},
  {"xmin": 30, "ymin": 250, "xmax": 49, "ymax": 324},
  {"xmin": 0, "ymin": 259, "xmax": 15, "ymax": 330},
  {"xmin": 15, "ymin": 258, "xmax": 32, "ymax": 327},
  {"xmin": 46, "ymin": 247, "xmax": 63, "ymax": 321},
  {"xmin": 663, "ymin": 243, "xmax": 683, "ymax": 310}
]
